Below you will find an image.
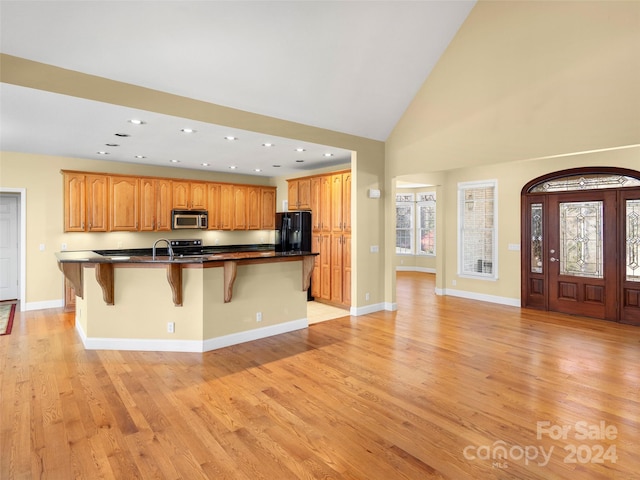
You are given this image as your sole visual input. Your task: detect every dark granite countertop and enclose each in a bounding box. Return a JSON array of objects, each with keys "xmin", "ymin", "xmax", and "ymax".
[{"xmin": 56, "ymin": 244, "xmax": 316, "ymax": 264}]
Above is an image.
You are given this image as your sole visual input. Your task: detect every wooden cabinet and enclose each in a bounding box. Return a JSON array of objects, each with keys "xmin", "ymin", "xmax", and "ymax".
[
  {"xmin": 261, "ymin": 188, "xmax": 276, "ymax": 230},
  {"xmin": 289, "ymin": 170, "xmax": 351, "ymax": 306},
  {"xmin": 341, "ymin": 172, "xmax": 352, "ymax": 234},
  {"xmin": 63, "ymin": 170, "xmax": 273, "ymax": 233},
  {"xmin": 219, "ymin": 184, "xmax": 233, "ymax": 230},
  {"xmin": 310, "ymin": 177, "xmax": 322, "ymax": 230},
  {"xmin": 110, "ymin": 176, "xmax": 139, "ymax": 231},
  {"xmin": 86, "ymin": 175, "xmax": 109, "ymax": 232},
  {"xmin": 319, "ymin": 175, "xmax": 332, "ymax": 233},
  {"xmin": 318, "ymin": 232, "xmax": 332, "ymax": 301},
  {"xmin": 247, "ymin": 186, "xmax": 261, "ymax": 230},
  {"xmin": 311, "ymin": 233, "xmax": 322, "ymax": 299},
  {"xmin": 329, "ymin": 233, "xmax": 351, "ymax": 306},
  {"xmin": 342, "ymin": 234, "xmax": 351, "ymax": 305},
  {"xmin": 330, "ymin": 234, "xmax": 344, "ymax": 303},
  {"xmin": 288, "ymin": 178, "xmax": 311, "ymax": 210},
  {"xmin": 172, "ymin": 181, "xmax": 207, "ymax": 210},
  {"xmin": 232, "ymin": 185, "xmax": 248, "ymax": 230},
  {"xmin": 63, "ymin": 172, "xmax": 108, "ymax": 232},
  {"xmin": 140, "ymin": 178, "xmax": 172, "ymax": 231},
  {"xmin": 64, "ymin": 172, "xmax": 86, "ymax": 232},
  {"xmin": 207, "ymin": 183, "xmax": 222, "ymax": 230}
]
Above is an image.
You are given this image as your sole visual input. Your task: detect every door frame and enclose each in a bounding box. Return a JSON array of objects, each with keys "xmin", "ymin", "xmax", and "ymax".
[
  {"xmin": 0, "ymin": 188, "xmax": 26, "ymax": 312},
  {"xmin": 520, "ymin": 167, "xmax": 640, "ymax": 324}
]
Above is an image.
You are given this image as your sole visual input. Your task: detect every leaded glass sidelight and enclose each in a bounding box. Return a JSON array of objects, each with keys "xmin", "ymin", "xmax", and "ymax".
[
  {"xmin": 560, "ymin": 201, "xmax": 603, "ymax": 278},
  {"xmin": 627, "ymin": 199, "xmax": 640, "ymax": 282},
  {"xmin": 531, "ymin": 203, "xmax": 543, "ymax": 273}
]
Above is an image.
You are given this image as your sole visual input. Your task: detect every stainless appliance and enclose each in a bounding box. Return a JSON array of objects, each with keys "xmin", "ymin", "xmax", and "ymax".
[
  {"xmin": 275, "ymin": 211, "xmax": 312, "ymax": 253},
  {"xmin": 171, "ymin": 209, "xmax": 208, "ymax": 230}
]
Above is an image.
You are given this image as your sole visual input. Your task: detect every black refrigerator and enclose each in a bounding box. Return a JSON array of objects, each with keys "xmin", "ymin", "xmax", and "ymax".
[{"xmin": 275, "ymin": 211, "xmax": 312, "ymax": 253}]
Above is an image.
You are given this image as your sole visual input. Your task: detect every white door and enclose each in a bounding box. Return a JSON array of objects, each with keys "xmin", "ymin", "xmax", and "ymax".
[{"xmin": 0, "ymin": 195, "xmax": 19, "ymax": 301}]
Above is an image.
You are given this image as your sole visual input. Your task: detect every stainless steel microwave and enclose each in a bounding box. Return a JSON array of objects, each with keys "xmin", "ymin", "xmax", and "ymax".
[{"xmin": 171, "ymin": 209, "xmax": 208, "ymax": 230}]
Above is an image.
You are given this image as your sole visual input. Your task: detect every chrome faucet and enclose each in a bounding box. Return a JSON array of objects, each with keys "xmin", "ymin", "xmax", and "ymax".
[{"xmin": 152, "ymin": 238, "xmax": 174, "ymax": 260}]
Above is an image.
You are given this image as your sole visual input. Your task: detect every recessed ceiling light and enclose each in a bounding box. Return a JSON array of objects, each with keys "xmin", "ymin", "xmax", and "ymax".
[
  {"xmin": 225, "ymin": 136, "xmax": 237, "ymax": 141},
  {"xmin": 324, "ymin": 153, "xmax": 334, "ymax": 157},
  {"xmin": 170, "ymin": 159, "xmax": 180, "ymax": 163},
  {"xmin": 97, "ymin": 151, "xmax": 109, "ymax": 155},
  {"xmin": 295, "ymin": 148, "xmax": 306, "ymax": 152},
  {"xmin": 114, "ymin": 133, "xmax": 130, "ymax": 137},
  {"xmin": 254, "ymin": 168, "xmax": 262, "ymax": 172},
  {"xmin": 181, "ymin": 128, "xmax": 196, "ymax": 133},
  {"xmin": 105, "ymin": 143, "xmax": 119, "ymax": 147},
  {"xmin": 296, "ymin": 159, "xmax": 304, "ymax": 163},
  {"xmin": 135, "ymin": 155, "xmax": 146, "ymax": 159},
  {"xmin": 262, "ymin": 143, "xmax": 274, "ymax": 147},
  {"xmin": 229, "ymin": 165, "xmax": 237, "ymax": 169},
  {"xmin": 129, "ymin": 119, "xmax": 145, "ymax": 125},
  {"xmin": 201, "ymin": 163, "xmax": 210, "ymax": 167}
]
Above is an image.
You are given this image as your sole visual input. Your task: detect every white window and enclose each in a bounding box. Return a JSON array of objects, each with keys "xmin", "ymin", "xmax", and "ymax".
[
  {"xmin": 417, "ymin": 192, "xmax": 436, "ymax": 256},
  {"xmin": 458, "ymin": 180, "xmax": 497, "ymax": 279},
  {"xmin": 396, "ymin": 193, "xmax": 414, "ymax": 254}
]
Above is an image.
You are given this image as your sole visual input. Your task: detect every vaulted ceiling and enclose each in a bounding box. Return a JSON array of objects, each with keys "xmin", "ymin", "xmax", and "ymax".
[{"xmin": 0, "ymin": 1, "xmax": 475, "ymax": 175}]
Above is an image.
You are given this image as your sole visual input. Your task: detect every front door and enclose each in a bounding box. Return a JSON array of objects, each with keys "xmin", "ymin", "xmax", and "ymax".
[
  {"xmin": 547, "ymin": 190, "xmax": 617, "ymax": 320},
  {"xmin": 521, "ymin": 168, "xmax": 640, "ymax": 325}
]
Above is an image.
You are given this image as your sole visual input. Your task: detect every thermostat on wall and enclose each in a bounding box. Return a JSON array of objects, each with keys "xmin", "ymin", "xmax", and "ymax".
[{"xmin": 368, "ymin": 188, "xmax": 381, "ymax": 199}]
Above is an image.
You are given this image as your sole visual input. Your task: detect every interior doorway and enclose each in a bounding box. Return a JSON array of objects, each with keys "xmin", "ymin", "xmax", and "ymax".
[
  {"xmin": 0, "ymin": 189, "xmax": 25, "ymax": 310},
  {"xmin": 521, "ymin": 167, "xmax": 640, "ymax": 325},
  {"xmin": 0, "ymin": 193, "xmax": 20, "ymax": 301}
]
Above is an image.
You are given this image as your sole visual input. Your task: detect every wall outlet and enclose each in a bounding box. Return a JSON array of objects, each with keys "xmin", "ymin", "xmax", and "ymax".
[
  {"xmin": 61, "ymin": 243, "xmax": 67, "ymax": 251},
  {"xmin": 365, "ymin": 292, "xmax": 370, "ymax": 301},
  {"xmin": 256, "ymin": 312, "xmax": 262, "ymax": 322},
  {"xmin": 452, "ymin": 280, "xmax": 457, "ymax": 286},
  {"xmin": 39, "ymin": 243, "xmax": 45, "ymax": 251},
  {"xmin": 167, "ymin": 322, "xmax": 175, "ymax": 333}
]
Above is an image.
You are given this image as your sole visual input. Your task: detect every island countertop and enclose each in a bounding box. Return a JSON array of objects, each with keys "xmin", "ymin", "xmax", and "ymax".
[{"xmin": 55, "ymin": 245, "xmax": 316, "ymax": 264}]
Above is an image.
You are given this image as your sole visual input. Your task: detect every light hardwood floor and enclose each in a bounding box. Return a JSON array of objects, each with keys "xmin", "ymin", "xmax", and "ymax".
[{"xmin": 1, "ymin": 272, "xmax": 639, "ymax": 479}]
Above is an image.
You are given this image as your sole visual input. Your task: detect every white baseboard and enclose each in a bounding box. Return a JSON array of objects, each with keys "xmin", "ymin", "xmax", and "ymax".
[
  {"xmin": 395, "ymin": 266, "xmax": 436, "ymax": 273},
  {"xmin": 436, "ymin": 287, "xmax": 520, "ymax": 307},
  {"xmin": 350, "ymin": 302, "xmax": 386, "ymax": 316},
  {"xmin": 77, "ymin": 318, "xmax": 308, "ymax": 353},
  {"xmin": 25, "ymin": 299, "xmax": 63, "ymax": 311},
  {"xmin": 203, "ymin": 319, "xmax": 308, "ymax": 351}
]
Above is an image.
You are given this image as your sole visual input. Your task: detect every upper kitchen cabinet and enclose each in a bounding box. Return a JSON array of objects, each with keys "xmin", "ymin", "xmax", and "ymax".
[
  {"xmin": 63, "ymin": 172, "xmax": 109, "ymax": 232},
  {"xmin": 247, "ymin": 186, "xmax": 261, "ymax": 230},
  {"xmin": 109, "ymin": 176, "xmax": 139, "ymax": 231},
  {"xmin": 261, "ymin": 187, "xmax": 276, "ymax": 230},
  {"xmin": 140, "ymin": 178, "xmax": 172, "ymax": 231},
  {"xmin": 172, "ymin": 181, "xmax": 207, "ymax": 210},
  {"xmin": 232, "ymin": 185, "xmax": 248, "ymax": 230},
  {"xmin": 331, "ymin": 172, "xmax": 351, "ymax": 233},
  {"xmin": 288, "ymin": 177, "xmax": 311, "ymax": 210},
  {"xmin": 207, "ymin": 183, "xmax": 222, "ymax": 230},
  {"xmin": 219, "ymin": 184, "xmax": 234, "ymax": 230}
]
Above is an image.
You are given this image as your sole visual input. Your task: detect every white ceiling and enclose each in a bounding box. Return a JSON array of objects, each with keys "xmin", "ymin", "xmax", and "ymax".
[{"xmin": 0, "ymin": 0, "xmax": 475, "ymax": 176}]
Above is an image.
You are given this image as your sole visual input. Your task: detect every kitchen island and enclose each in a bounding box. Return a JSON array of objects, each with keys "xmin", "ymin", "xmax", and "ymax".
[{"xmin": 56, "ymin": 246, "xmax": 317, "ymax": 352}]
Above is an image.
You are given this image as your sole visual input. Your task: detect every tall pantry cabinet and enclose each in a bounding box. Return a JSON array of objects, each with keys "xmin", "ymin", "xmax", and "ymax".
[{"xmin": 288, "ymin": 170, "xmax": 351, "ymax": 308}]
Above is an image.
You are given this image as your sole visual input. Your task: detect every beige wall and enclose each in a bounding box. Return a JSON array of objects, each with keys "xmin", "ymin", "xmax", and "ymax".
[{"xmin": 385, "ymin": 1, "xmax": 640, "ymax": 306}]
